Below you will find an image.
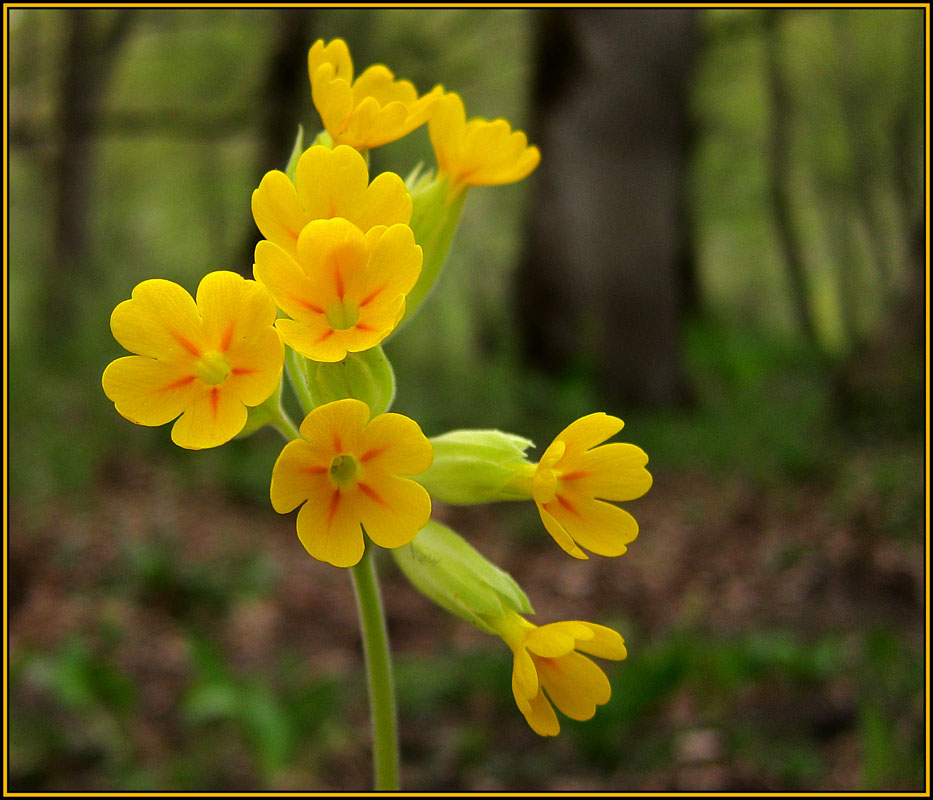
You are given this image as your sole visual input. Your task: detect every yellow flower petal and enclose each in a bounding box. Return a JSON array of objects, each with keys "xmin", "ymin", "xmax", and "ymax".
[
  {"xmin": 573, "ymin": 624, "xmax": 628, "ymax": 661},
  {"xmin": 110, "ymin": 278, "xmax": 204, "ymax": 361},
  {"xmin": 195, "ymin": 271, "xmax": 278, "ymax": 352},
  {"xmin": 355, "ymin": 473, "xmax": 431, "ymax": 549},
  {"xmin": 170, "ymin": 384, "xmax": 248, "ymax": 450},
  {"xmin": 299, "ymin": 397, "xmax": 371, "ymax": 454},
  {"xmin": 307, "ymin": 38, "xmax": 353, "ymax": 84},
  {"xmin": 358, "ymin": 412, "xmax": 433, "ymax": 474},
  {"xmin": 520, "ymin": 689, "xmax": 561, "ymax": 737},
  {"xmin": 269, "ymin": 439, "xmax": 330, "ymax": 513},
  {"xmin": 538, "ymin": 652, "xmax": 610, "ymax": 721},
  {"xmin": 553, "ymin": 412, "xmax": 625, "ymax": 460},
  {"xmin": 294, "ymin": 144, "xmax": 368, "ymax": 224},
  {"xmin": 566, "ymin": 442, "xmax": 653, "ymax": 502},
  {"xmin": 510, "ymin": 645, "xmax": 539, "ymax": 701},
  {"xmin": 251, "ymin": 170, "xmax": 305, "ymax": 257},
  {"xmin": 102, "ymin": 356, "xmax": 199, "ymax": 427},
  {"xmin": 543, "ymin": 495, "xmax": 638, "ymax": 557},
  {"xmin": 354, "ymin": 171, "xmax": 412, "ymax": 232},
  {"xmin": 296, "ymin": 494, "xmax": 366, "ymax": 568},
  {"xmin": 223, "ymin": 327, "xmax": 284, "ymax": 407},
  {"xmin": 525, "ymin": 622, "xmax": 590, "ymax": 658},
  {"xmin": 536, "ymin": 501, "xmax": 589, "ymax": 559},
  {"xmin": 253, "ymin": 240, "xmax": 322, "ymax": 321}
]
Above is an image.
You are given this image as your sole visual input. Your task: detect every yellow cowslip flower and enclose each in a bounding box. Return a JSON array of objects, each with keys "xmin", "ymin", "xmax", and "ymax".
[
  {"xmin": 270, "ymin": 398, "xmax": 433, "ymax": 568},
  {"xmin": 493, "ymin": 612, "xmax": 627, "ymax": 737},
  {"xmin": 253, "ymin": 216, "xmax": 421, "ymax": 363},
  {"xmin": 429, "ymin": 91, "xmax": 540, "ymax": 192},
  {"xmin": 511, "ymin": 413, "xmax": 653, "ymax": 559},
  {"xmin": 102, "ymin": 271, "xmax": 284, "ymax": 450},
  {"xmin": 308, "ymin": 38, "xmax": 443, "ymax": 150},
  {"xmin": 251, "ymin": 144, "xmax": 412, "ymax": 260}
]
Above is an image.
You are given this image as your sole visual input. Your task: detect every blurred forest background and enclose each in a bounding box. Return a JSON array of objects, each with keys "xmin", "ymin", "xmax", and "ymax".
[{"xmin": 7, "ymin": 7, "xmax": 927, "ymax": 792}]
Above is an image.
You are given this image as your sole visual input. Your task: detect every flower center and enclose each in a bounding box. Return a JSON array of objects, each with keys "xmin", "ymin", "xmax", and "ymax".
[
  {"xmin": 194, "ymin": 350, "xmax": 231, "ymax": 386},
  {"xmin": 329, "ymin": 453, "xmax": 361, "ymax": 487},
  {"xmin": 325, "ymin": 301, "xmax": 360, "ymax": 331}
]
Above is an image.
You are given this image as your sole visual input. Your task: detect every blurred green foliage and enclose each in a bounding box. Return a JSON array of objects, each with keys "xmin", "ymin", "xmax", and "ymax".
[{"xmin": 8, "ymin": 6, "xmax": 925, "ymax": 792}]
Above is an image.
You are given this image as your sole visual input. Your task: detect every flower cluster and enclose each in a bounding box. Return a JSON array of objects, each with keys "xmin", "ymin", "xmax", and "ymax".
[{"xmin": 102, "ymin": 38, "xmax": 650, "ymax": 740}]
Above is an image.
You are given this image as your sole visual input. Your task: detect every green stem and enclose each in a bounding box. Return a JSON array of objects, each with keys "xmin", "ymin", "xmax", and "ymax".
[
  {"xmin": 285, "ymin": 346, "xmax": 314, "ymax": 414},
  {"xmin": 349, "ymin": 547, "xmax": 400, "ymax": 790}
]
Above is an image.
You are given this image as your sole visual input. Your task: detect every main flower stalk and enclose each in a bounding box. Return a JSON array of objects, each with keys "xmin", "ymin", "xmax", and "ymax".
[{"xmin": 350, "ymin": 546, "xmax": 400, "ymax": 790}]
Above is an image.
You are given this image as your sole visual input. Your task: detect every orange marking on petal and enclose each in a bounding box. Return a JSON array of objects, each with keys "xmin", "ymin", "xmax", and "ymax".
[
  {"xmin": 161, "ymin": 375, "xmax": 196, "ymax": 391},
  {"xmin": 560, "ymin": 470, "xmax": 592, "ymax": 481},
  {"xmin": 220, "ymin": 322, "xmax": 234, "ymax": 351},
  {"xmin": 300, "ymin": 465, "xmax": 328, "ymax": 475},
  {"xmin": 556, "ymin": 494, "xmax": 581, "ymax": 518},
  {"xmin": 333, "ymin": 434, "xmax": 342, "ymax": 452},
  {"xmin": 315, "ymin": 329, "xmax": 335, "ymax": 344},
  {"xmin": 360, "ymin": 446, "xmax": 386, "ymax": 462},
  {"xmin": 231, "ymin": 366, "xmax": 257, "ymax": 376},
  {"xmin": 335, "ymin": 268, "xmax": 345, "ymax": 300},
  {"xmin": 357, "ymin": 482, "xmax": 386, "ymax": 506},
  {"xmin": 209, "ymin": 387, "xmax": 220, "ymax": 418},
  {"xmin": 359, "ymin": 284, "xmax": 385, "ymax": 308},
  {"xmin": 327, "ymin": 489, "xmax": 341, "ymax": 526},
  {"xmin": 295, "ymin": 296, "xmax": 325, "ymax": 314},
  {"xmin": 172, "ymin": 331, "xmax": 201, "ymax": 357},
  {"xmin": 355, "ymin": 323, "xmax": 376, "ymax": 332}
]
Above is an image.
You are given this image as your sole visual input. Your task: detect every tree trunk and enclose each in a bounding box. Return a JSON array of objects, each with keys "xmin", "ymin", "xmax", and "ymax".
[
  {"xmin": 515, "ymin": 8, "xmax": 697, "ymax": 408},
  {"xmin": 46, "ymin": 9, "xmax": 134, "ymax": 355}
]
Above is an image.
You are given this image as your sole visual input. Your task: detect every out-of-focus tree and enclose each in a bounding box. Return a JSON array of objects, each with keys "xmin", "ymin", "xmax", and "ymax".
[
  {"xmin": 47, "ymin": 10, "xmax": 135, "ymax": 354},
  {"xmin": 515, "ymin": 8, "xmax": 698, "ymax": 408}
]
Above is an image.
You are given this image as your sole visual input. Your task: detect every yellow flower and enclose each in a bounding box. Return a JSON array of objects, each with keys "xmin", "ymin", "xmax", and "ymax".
[
  {"xmin": 102, "ymin": 271, "xmax": 284, "ymax": 450},
  {"xmin": 270, "ymin": 398, "xmax": 433, "ymax": 568},
  {"xmin": 251, "ymin": 144, "xmax": 412, "ymax": 260},
  {"xmin": 517, "ymin": 413, "xmax": 652, "ymax": 559},
  {"xmin": 308, "ymin": 38, "xmax": 442, "ymax": 150},
  {"xmin": 253, "ymin": 216, "xmax": 421, "ymax": 363},
  {"xmin": 494, "ymin": 612, "xmax": 627, "ymax": 737},
  {"xmin": 429, "ymin": 91, "xmax": 540, "ymax": 191}
]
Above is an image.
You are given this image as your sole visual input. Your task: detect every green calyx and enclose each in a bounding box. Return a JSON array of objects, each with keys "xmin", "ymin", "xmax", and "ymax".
[
  {"xmin": 413, "ymin": 429, "xmax": 536, "ymax": 504},
  {"xmin": 305, "ymin": 345, "xmax": 396, "ymax": 415},
  {"xmin": 392, "ymin": 520, "xmax": 533, "ymax": 635}
]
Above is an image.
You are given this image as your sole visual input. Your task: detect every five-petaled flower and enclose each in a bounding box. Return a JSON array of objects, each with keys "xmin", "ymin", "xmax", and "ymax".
[
  {"xmin": 102, "ymin": 271, "xmax": 284, "ymax": 450},
  {"xmin": 429, "ymin": 91, "xmax": 540, "ymax": 192},
  {"xmin": 512, "ymin": 413, "xmax": 652, "ymax": 559},
  {"xmin": 253, "ymin": 216, "xmax": 422, "ymax": 363},
  {"xmin": 252, "ymin": 144, "xmax": 412, "ymax": 260},
  {"xmin": 308, "ymin": 38, "xmax": 443, "ymax": 151},
  {"xmin": 493, "ymin": 612, "xmax": 627, "ymax": 737},
  {"xmin": 270, "ymin": 398, "xmax": 433, "ymax": 568}
]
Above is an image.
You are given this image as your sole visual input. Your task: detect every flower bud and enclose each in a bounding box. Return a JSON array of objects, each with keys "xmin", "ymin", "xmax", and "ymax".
[
  {"xmin": 305, "ymin": 345, "xmax": 396, "ymax": 415},
  {"xmin": 414, "ymin": 429, "xmax": 535, "ymax": 504},
  {"xmin": 392, "ymin": 520, "xmax": 533, "ymax": 633}
]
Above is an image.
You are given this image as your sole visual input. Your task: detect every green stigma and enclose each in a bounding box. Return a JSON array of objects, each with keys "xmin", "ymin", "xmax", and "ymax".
[
  {"xmin": 329, "ymin": 453, "xmax": 361, "ymax": 487},
  {"xmin": 194, "ymin": 350, "xmax": 231, "ymax": 386}
]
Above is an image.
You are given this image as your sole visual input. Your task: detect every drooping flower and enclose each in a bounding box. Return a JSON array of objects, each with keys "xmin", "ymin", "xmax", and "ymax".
[
  {"xmin": 253, "ymin": 216, "xmax": 422, "ymax": 363},
  {"xmin": 493, "ymin": 612, "xmax": 627, "ymax": 737},
  {"xmin": 102, "ymin": 271, "xmax": 284, "ymax": 450},
  {"xmin": 516, "ymin": 413, "xmax": 652, "ymax": 559},
  {"xmin": 308, "ymin": 38, "xmax": 443, "ymax": 150},
  {"xmin": 429, "ymin": 91, "xmax": 540, "ymax": 192},
  {"xmin": 251, "ymin": 144, "xmax": 412, "ymax": 260},
  {"xmin": 270, "ymin": 398, "xmax": 433, "ymax": 568}
]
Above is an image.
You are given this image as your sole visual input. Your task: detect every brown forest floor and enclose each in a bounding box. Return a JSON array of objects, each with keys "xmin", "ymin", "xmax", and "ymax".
[{"xmin": 9, "ymin": 435, "xmax": 927, "ymax": 792}]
